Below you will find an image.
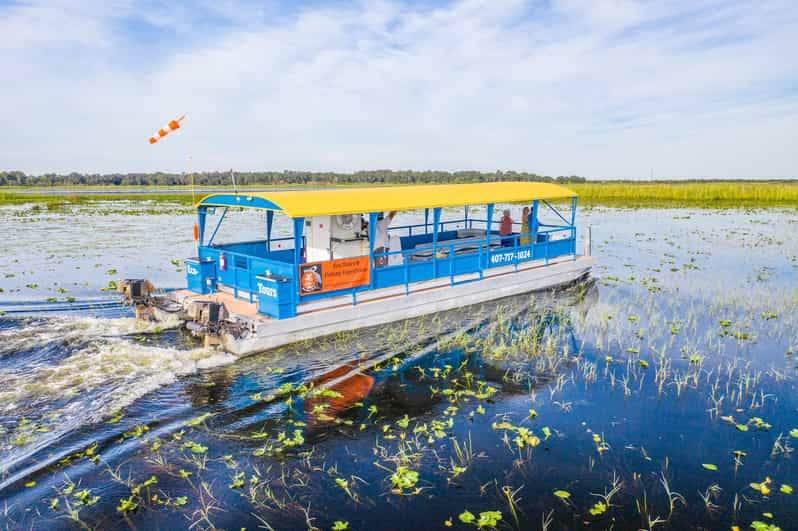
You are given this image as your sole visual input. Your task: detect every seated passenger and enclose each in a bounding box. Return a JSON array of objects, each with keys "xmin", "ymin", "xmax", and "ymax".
[{"xmin": 499, "ymin": 209, "xmax": 514, "ymax": 247}]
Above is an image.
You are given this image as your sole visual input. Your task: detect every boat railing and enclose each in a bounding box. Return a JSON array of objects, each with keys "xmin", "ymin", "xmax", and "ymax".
[
  {"xmin": 388, "ymin": 217, "xmax": 568, "ymax": 235},
  {"xmin": 208, "ymin": 237, "xmax": 295, "ymax": 254},
  {"xmin": 200, "ymin": 224, "xmax": 576, "ymax": 306},
  {"xmin": 388, "ymin": 218, "xmax": 468, "ymax": 237},
  {"xmin": 388, "ymin": 218, "xmax": 572, "ymax": 244},
  {"xmin": 372, "ymin": 225, "xmax": 576, "ymax": 293},
  {"xmin": 199, "ymin": 246, "xmax": 295, "ymax": 303}
]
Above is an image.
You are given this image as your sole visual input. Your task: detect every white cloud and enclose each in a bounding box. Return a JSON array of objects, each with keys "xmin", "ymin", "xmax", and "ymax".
[{"xmin": 1, "ymin": 0, "xmax": 796, "ymax": 178}]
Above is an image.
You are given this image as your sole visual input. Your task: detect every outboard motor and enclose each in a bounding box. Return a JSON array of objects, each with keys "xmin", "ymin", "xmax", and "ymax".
[
  {"xmin": 186, "ymin": 301, "xmax": 228, "ymax": 347},
  {"xmin": 118, "ymin": 279, "xmax": 155, "ymax": 302},
  {"xmin": 118, "ymin": 279, "xmax": 157, "ymax": 320}
]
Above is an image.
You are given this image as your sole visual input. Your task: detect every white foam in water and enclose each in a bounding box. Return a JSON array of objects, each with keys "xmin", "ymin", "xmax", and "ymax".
[
  {"xmin": 0, "ymin": 316, "xmax": 236, "ymax": 475},
  {"xmin": 0, "ymin": 315, "xmax": 181, "ymax": 357}
]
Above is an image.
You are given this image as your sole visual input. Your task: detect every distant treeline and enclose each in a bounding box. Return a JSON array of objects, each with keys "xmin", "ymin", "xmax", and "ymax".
[{"xmin": 0, "ymin": 170, "xmax": 587, "ymax": 187}]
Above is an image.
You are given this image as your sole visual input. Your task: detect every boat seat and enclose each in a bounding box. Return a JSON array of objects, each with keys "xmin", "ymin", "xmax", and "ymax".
[{"xmin": 408, "ymin": 237, "xmax": 502, "ymax": 262}]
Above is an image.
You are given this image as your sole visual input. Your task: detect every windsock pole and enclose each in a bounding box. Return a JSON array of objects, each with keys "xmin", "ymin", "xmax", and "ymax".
[
  {"xmin": 147, "ymin": 113, "xmax": 196, "ymax": 254},
  {"xmin": 191, "ymin": 155, "xmax": 199, "ymax": 254}
]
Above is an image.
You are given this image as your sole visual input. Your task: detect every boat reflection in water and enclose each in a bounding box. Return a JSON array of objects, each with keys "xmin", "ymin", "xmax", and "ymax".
[{"xmin": 219, "ymin": 279, "xmax": 601, "ymax": 438}]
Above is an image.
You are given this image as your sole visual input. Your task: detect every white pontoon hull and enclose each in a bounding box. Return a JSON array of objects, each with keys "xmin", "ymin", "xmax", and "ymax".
[{"xmin": 215, "ymin": 255, "xmax": 594, "ymax": 356}]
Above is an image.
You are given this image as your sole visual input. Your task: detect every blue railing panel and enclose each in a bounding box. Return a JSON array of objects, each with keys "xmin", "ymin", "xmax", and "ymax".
[
  {"xmin": 453, "ymin": 253, "xmax": 481, "ymax": 275},
  {"xmin": 199, "ymin": 227, "xmax": 577, "ymax": 306},
  {"xmin": 409, "ymin": 260, "xmax": 435, "ymax": 284},
  {"xmin": 199, "ymin": 246, "xmax": 296, "ymax": 300},
  {"xmin": 373, "ymin": 266, "xmax": 406, "ymax": 290}
]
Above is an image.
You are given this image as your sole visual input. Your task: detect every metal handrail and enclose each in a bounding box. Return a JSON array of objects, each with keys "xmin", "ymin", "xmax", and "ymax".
[
  {"xmin": 369, "ymin": 227, "xmax": 577, "ymax": 298},
  {"xmin": 388, "ymin": 218, "xmax": 468, "ymax": 236},
  {"xmin": 205, "ymin": 226, "xmax": 576, "ymax": 304},
  {"xmin": 209, "ymin": 237, "xmax": 293, "ymax": 249},
  {"xmin": 200, "ymin": 246, "xmax": 293, "ymax": 301},
  {"xmin": 377, "ymin": 226, "xmax": 572, "ymax": 259},
  {"xmin": 387, "ymin": 218, "xmax": 572, "ymax": 240}
]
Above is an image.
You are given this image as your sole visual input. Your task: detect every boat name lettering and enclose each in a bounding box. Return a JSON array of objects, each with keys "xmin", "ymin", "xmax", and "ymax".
[
  {"xmin": 257, "ymin": 283, "xmax": 277, "ymax": 298},
  {"xmin": 186, "ymin": 264, "xmax": 199, "ymax": 275}
]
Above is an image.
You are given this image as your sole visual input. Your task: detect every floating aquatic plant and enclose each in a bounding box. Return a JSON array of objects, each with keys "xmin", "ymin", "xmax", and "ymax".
[
  {"xmin": 749, "ymin": 521, "xmax": 781, "ymax": 531},
  {"xmin": 116, "ymin": 497, "xmax": 138, "ymax": 514},
  {"xmin": 750, "ymin": 477, "xmax": 772, "ymax": 496},
  {"xmin": 589, "ymin": 501, "xmax": 607, "ymax": 516},
  {"xmin": 389, "ymin": 466, "xmax": 419, "ymax": 494}
]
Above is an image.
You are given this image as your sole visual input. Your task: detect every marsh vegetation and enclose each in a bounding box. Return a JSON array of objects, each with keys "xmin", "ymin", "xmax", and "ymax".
[
  {"xmin": 1, "ymin": 203, "xmax": 797, "ymax": 530},
  {"xmin": 3, "ymin": 180, "xmax": 798, "ymax": 209}
]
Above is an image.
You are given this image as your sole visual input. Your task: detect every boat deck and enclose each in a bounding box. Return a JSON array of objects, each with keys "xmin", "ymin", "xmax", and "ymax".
[
  {"xmin": 171, "ymin": 290, "xmax": 265, "ymax": 320},
  {"xmin": 226, "ymin": 254, "xmax": 595, "ymax": 356},
  {"xmin": 171, "ymin": 254, "xmax": 589, "ymax": 324}
]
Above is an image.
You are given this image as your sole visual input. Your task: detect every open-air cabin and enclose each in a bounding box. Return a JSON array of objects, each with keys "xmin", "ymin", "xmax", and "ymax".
[{"xmin": 185, "ymin": 182, "xmax": 581, "ymax": 320}]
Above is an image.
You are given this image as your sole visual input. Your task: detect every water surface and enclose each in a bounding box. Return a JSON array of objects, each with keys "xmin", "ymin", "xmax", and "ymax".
[{"xmin": 1, "ymin": 202, "xmax": 797, "ymax": 530}]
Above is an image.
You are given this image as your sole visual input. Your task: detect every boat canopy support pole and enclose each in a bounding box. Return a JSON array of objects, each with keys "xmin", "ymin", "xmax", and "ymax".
[
  {"xmin": 585, "ymin": 225, "xmax": 592, "ymax": 256},
  {"xmin": 207, "ymin": 207, "xmax": 228, "ymax": 246},
  {"xmin": 486, "ymin": 203, "xmax": 494, "ymax": 250},
  {"xmin": 368, "ymin": 212, "xmax": 378, "ymax": 290},
  {"xmin": 292, "ymin": 217, "xmax": 305, "ymax": 305},
  {"xmin": 571, "ymin": 196, "xmax": 578, "ymax": 259},
  {"xmin": 570, "ymin": 196, "xmax": 577, "ymax": 226},
  {"xmin": 424, "ymin": 209, "xmax": 429, "ymax": 234},
  {"xmin": 542, "ymin": 199, "xmax": 570, "ymax": 226},
  {"xmin": 432, "ymin": 208, "xmax": 441, "ymax": 277},
  {"xmin": 531, "ymin": 200, "xmax": 539, "ymax": 241},
  {"xmin": 197, "ymin": 207, "xmax": 207, "ymax": 247},
  {"xmin": 464, "ymin": 205, "xmax": 469, "ymax": 229},
  {"xmin": 266, "ymin": 210, "xmax": 274, "ymax": 252}
]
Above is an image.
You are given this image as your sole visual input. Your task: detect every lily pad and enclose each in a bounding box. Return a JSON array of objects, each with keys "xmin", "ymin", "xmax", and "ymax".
[{"xmin": 459, "ymin": 511, "xmax": 475, "ymax": 524}]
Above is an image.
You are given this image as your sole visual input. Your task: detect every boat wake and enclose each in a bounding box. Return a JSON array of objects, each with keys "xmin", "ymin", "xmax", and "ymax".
[{"xmin": 0, "ymin": 315, "xmax": 235, "ymax": 488}]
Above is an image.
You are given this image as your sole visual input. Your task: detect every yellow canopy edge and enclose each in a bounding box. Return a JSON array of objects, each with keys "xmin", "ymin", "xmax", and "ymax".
[{"xmin": 197, "ymin": 181, "xmax": 576, "ymax": 218}]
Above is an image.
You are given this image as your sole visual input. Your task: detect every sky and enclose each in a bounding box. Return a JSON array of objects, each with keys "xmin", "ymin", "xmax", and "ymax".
[{"xmin": 1, "ymin": 0, "xmax": 796, "ymax": 179}]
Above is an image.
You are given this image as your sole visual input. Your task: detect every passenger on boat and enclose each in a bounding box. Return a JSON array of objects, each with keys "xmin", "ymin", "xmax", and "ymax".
[
  {"xmin": 374, "ymin": 211, "xmax": 398, "ymax": 267},
  {"xmin": 520, "ymin": 206, "xmax": 531, "ymax": 246},
  {"xmin": 499, "ymin": 209, "xmax": 514, "ymax": 247}
]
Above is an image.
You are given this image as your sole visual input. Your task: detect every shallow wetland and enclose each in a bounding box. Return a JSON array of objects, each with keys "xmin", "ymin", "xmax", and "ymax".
[{"xmin": 1, "ymin": 201, "xmax": 797, "ymax": 530}]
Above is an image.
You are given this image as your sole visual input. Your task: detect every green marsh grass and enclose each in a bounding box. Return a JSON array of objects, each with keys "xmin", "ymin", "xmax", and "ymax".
[
  {"xmin": 570, "ymin": 181, "xmax": 798, "ymax": 207},
  {"xmin": 3, "ymin": 180, "xmax": 798, "ymax": 208}
]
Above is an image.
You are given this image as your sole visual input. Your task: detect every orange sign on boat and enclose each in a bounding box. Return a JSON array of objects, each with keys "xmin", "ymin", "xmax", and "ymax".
[{"xmin": 299, "ymin": 256, "xmax": 370, "ymax": 295}]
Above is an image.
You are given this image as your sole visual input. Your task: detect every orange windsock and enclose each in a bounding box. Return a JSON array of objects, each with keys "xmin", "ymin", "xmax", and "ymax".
[{"xmin": 149, "ymin": 114, "xmax": 186, "ymax": 144}]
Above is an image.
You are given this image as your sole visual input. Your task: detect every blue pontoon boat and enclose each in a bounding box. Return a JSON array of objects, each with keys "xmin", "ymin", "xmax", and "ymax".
[{"xmin": 134, "ymin": 182, "xmax": 594, "ymax": 355}]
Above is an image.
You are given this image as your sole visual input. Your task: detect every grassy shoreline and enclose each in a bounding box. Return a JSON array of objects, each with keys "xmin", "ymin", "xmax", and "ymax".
[
  {"xmin": 2, "ymin": 181, "xmax": 798, "ymax": 208},
  {"xmin": 572, "ymin": 181, "xmax": 798, "ymax": 208}
]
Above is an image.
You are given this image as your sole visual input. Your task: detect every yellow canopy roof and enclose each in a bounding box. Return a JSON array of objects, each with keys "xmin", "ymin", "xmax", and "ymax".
[{"xmin": 196, "ymin": 181, "xmax": 576, "ymax": 218}]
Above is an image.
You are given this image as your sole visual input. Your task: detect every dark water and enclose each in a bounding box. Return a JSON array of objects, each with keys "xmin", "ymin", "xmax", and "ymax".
[{"xmin": 1, "ymin": 205, "xmax": 798, "ymax": 530}]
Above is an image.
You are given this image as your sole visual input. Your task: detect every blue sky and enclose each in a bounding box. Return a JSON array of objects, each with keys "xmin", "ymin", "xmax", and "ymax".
[{"xmin": 1, "ymin": 0, "xmax": 796, "ymax": 179}]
